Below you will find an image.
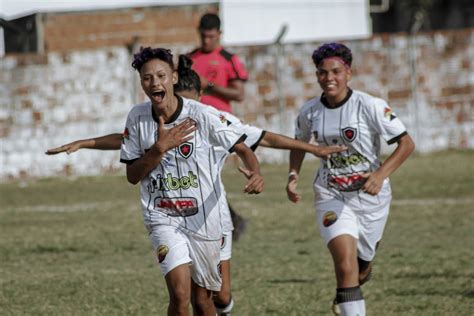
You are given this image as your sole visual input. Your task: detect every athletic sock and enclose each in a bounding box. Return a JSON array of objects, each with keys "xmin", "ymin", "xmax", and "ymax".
[
  {"xmin": 215, "ymin": 298, "xmax": 234, "ymax": 315},
  {"xmin": 336, "ymin": 286, "xmax": 365, "ymax": 316}
]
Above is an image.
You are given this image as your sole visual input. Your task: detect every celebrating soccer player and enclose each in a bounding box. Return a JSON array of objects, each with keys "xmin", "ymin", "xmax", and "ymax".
[{"xmin": 286, "ymin": 43, "xmax": 415, "ymax": 316}]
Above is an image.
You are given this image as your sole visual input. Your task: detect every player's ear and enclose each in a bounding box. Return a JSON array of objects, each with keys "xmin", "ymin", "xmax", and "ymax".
[
  {"xmin": 346, "ymin": 68, "xmax": 352, "ymax": 81},
  {"xmin": 172, "ymin": 71, "xmax": 178, "ymax": 85}
]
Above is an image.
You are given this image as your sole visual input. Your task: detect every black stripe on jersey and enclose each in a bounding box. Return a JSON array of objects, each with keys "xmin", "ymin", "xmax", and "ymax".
[
  {"xmin": 195, "ymin": 160, "xmax": 207, "ymax": 235},
  {"xmin": 174, "ymin": 144, "xmax": 183, "ymax": 197},
  {"xmin": 339, "ymin": 105, "xmax": 356, "ymax": 175},
  {"xmin": 355, "ymin": 100, "xmax": 364, "ymax": 205},
  {"xmin": 208, "ymin": 148, "xmax": 219, "ymax": 236},
  {"xmin": 120, "ymin": 158, "xmax": 139, "ymax": 164},
  {"xmin": 322, "ymin": 109, "xmax": 330, "ymax": 146},
  {"xmin": 250, "ymin": 131, "xmax": 266, "ymax": 151},
  {"xmin": 387, "ymin": 131, "xmax": 408, "ymax": 145},
  {"xmin": 228, "ymin": 134, "xmax": 248, "ymax": 153},
  {"xmin": 138, "ymin": 115, "xmax": 143, "ymax": 149}
]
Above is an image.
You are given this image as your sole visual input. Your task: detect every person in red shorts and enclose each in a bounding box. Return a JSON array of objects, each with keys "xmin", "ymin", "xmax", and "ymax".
[{"xmin": 189, "ymin": 13, "xmax": 250, "ymax": 245}]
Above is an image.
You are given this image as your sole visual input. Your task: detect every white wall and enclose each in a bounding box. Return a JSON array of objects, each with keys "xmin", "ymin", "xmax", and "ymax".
[{"xmin": 221, "ymin": 0, "xmax": 371, "ymax": 45}]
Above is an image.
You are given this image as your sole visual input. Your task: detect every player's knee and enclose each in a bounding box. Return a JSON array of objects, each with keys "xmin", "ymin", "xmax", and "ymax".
[
  {"xmin": 169, "ymin": 286, "xmax": 191, "ymax": 309},
  {"xmin": 335, "ymin": 258, "xmax": 358, "ymax": 278},
  {"xmin": 192, "ymin": 294, "xmax": 214, "ymax": 313},
  {"xmin": 214, "ymin": 289, "xmax": 232, "ymax": 306}
]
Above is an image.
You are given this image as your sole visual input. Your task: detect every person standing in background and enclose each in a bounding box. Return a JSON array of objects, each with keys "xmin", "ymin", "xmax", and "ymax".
[
  {"xmin": 189, "ymin": 13, "xmax": 250, "ymax": 243},
  {"xmin": 189, "ymin": 13, "xmax": 247, "ymax": 114}
]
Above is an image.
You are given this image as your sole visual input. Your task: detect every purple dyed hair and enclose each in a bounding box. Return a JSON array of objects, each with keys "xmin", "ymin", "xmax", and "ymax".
[
  {"xmin": 131, "ymin": 47, "xmax": 175, "ymax": 72},
  {"xmin": 312, "ymin": 43, "xmax": 352, "ymax": 68}
]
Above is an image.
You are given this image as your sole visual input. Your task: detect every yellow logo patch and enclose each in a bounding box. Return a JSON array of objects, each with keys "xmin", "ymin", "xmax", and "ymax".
[
  {"xmin": 323, "ymin": 211, "xmax": 338, "ymax": 227},
  {"xmin": 157, "ymin": 245, "xmax": 169, "ymax": 263}
]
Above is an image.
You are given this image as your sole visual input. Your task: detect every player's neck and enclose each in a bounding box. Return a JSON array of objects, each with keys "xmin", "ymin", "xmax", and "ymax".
[
  {"xmin": 153, "ymin": 95, "xmax": 179, "ymax": 122},
  {"xmin": 322, "ymin": 88, "xmax": 352, "ymax": 109}
]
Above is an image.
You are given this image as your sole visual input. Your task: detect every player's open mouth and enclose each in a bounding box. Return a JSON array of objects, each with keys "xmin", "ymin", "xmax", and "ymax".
[{"xmin": 151, "ymin": 91, "xmax": 166, "ymax": 103}]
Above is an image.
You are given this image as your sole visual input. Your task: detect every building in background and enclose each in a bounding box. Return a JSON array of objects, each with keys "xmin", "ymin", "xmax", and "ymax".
[{"xmin": 0, "ymin": 0, "xmax": 472, "ymax": 179}]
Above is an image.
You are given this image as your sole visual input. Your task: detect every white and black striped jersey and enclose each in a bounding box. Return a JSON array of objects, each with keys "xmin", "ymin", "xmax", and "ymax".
[
  {"xmin": 295, "ymin": 89, "xmax": 407, "ymax": 192},
  {"xmin": 120, "ymin": 96, "xmax": 246, "ymax": 240}
]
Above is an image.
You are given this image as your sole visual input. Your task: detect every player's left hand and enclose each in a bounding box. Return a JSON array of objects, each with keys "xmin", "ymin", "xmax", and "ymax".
[
  {"xmin": 238, "ymin": 167, "xmax": 264, "ymax": 194},
  {"xmin": 45, "ymin": 141, "xmax": 82, "ymax": 155},
  {"xmin": 361, "ymin": 172, "xmax": 384, "ymax": 195}
]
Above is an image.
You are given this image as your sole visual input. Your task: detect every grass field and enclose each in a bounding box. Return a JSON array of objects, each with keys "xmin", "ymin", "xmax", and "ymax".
[{"xmin": 1, "ymin": 150, "xmax": 473, "ymax": 315}]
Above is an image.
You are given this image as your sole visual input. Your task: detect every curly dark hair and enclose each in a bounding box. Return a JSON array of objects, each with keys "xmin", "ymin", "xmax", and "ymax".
[
  {"xmin": 174, "ymin": 55, "xmax": 201, "ymax": 94},
  {"xmin": 131, "ymin": 47, "xmax": 174, "ymax": 72},
  {"xmin": 312, "ymin": 43, "xmax": 352, "ymax": 68}
]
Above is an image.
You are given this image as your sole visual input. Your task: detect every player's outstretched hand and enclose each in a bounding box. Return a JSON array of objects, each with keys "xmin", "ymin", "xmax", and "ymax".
[
  {"xmin": 310, "ymin": 144, "xmax": 347, "ymax": 158},
  {"xmin": 286, "ymin": 176, "xmax": 301, "ymax": 203},
  {"xmin": 238, "ymin": 167, "xmax": 264, "ymax": 194},
  {"xmin": 361, "ymin": 171, "xmax": 384, "ymax": 195},
  {"xmin": 155, "ymin": 116, "xmax": 197, "ymax": 153},
  {"xmin": 45, "ymin": 141, "xmax": 82, "ymax": 155}
]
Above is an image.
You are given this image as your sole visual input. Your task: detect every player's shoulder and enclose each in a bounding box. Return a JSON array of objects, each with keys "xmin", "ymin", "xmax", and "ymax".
[
  {"xmin": 352, "ymin": 90, "xmax": 386, "ymax": 105},
  {"xmin": 188, "ymin": 48, "xmax": 200, "ymax": 57},
  {"xmin": 352, "ymin": 90, "xmax": 388, "ymax": 110},
  {"xmin": 128, "ymin": 101, "xmax": 152, "ymax": 117},
  {"xmin": 299, "ymin": 97, "xmax": 322, "ymax": 115},
  {"xmin": 218, "ymin": 47, "xmax": 236, "ymax": 61},
  {"xmin": 181, "ymin": 97, "xmax": 216, "ymax": 118}
]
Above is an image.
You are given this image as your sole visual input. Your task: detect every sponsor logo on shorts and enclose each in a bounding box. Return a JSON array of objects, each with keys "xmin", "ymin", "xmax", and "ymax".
[
  {"xmin": 155, "ymin": 197, "xmax": 199, "ymax": 217},
  {"xmin": 157, "ymin": 245, "xmax": 169, "ymax": 263},
  {"xmin": 328, "ymin": 173, "xmax": 367, "ymax": 192},
  {"xmin": 323, "ymin": 211, "xmax": 338, "ymax": 227},
  {"xmin": 178, "ymin": 142, "xmax": 193, "ymax": 159},
  {"xmin": 342, "ymin": 127, "xmax": 357, "ymax": 142}
]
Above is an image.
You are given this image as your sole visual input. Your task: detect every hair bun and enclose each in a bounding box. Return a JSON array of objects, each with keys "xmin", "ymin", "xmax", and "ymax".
[{"xmin": 178, "ymin": 55, "xmax": 193, "ymax": 73}]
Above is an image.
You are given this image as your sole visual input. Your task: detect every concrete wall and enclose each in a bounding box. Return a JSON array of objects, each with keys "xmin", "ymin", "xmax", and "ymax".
[{"xmin": 1, "ymin": 28, "xmax": 473, "ymax": 180}]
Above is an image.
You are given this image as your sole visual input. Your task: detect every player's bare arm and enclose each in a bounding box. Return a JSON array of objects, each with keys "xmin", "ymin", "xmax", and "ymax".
[
  {"xmin": 45, "ymin": 134, "xmax": 122, "ymax": 155},
  {"xmin": 286, "ymin": 148, "xmax": 306, "ymax": 203},
  {"xmin": 126, "ymin": 117, "xmax": 196, "ymax": 184},
  {"xmin": 362, "ymin": 134, "xmax": 415, "ymax": 195},
  {"xmin": 204, "ymin": 78, "xmax": 245, "ymax": 102},
  {"xmin": 233, "ymin": 142, "xmax": 264, "ymax": 194},
  {"xmin": 259, "ymin": 131, "xmax": 346, "ymax": 158}
]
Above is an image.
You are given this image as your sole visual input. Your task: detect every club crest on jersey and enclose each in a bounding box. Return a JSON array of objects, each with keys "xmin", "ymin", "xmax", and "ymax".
[
  {"xmin": 323, "ymin": 211, "xmax": 338, "ymax": 227},
  {"xmin": 157, "ymin": 245, "xmax": 169, "ymax": 263},
  {"xmin": 178, "ymin": 142, "xmax": 193, "ymax": 159},
  {"xmin": 342, "ymin": 127, "xmax": 357, "ymax": 142},
  {"xmin": 384, "ymin": 107, "xmax": 397, "ymax": 121}
]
